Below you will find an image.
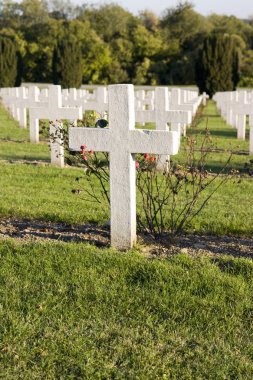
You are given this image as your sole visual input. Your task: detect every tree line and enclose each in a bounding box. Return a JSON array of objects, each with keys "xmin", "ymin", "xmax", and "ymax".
[{"xmin": 0, "ymin": 0, "xmax": 253, "ymax": 96}]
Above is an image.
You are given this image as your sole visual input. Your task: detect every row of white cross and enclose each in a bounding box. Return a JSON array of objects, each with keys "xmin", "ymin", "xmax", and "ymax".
[
  {"xmin": 214, "ymin": 90, "xmax": 253, "ymax": 154},
  {"xmin": 0, "ymin": 83, "xmax": 204, "ymax": 249},
  {"xmin": 0, "ymin": 84, "xmax": 204, "ymax": 167}
]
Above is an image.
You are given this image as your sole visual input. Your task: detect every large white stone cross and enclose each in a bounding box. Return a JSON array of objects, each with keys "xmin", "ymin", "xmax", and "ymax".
[{"xmin": 69, "ymin": 84, "xmax": 179, "ymax": 250}]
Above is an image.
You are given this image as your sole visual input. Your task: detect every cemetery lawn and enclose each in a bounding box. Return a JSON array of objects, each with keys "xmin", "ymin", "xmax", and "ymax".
[
  {"xmin": 0, "ymin": 161, "xmax": 253, "ymax": 236},
  {"xmin": 0, "ymin": 104, "xmax": 50, "ymax": 161},
  {"xmin": 0, "ymin": 100, "xmax": 252, "ymax": 171},
  {"xmin": 174, "ymin": 100, "xmax": 252, "ymax": 173},
  {"xmin": 1, "ymin": 239, "xmax": 253, "ymax": 378}
]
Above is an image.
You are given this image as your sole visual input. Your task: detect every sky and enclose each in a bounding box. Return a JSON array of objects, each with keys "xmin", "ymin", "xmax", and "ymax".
[{"xmin": 72, "ymin": 0, "xmax": 253, "ymax": 19}]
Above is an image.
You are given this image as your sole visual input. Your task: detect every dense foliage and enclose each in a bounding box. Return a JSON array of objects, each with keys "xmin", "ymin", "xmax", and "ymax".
[
  {"xmin": 52, "ymin": 39, "xmax": 83, "ymax": 88},
  {"xmin": 0, "ymin": 0, "xmax": 253, "ymax": 87},
  {"xmin": 196, "ymin": 34, "xmax": 240, "ymax": 97},
  {"xmin": 0, "ymin": 35, "xmax": 20, "ymax": 87}
]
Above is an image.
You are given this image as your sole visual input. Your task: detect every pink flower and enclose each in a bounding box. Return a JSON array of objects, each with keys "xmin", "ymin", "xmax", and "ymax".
[
  {"xmin": 150, "ymin": 157, "xmax": 155, "ymax": 162},
  {"xmin": 144, "ymin": 153, "xmax": 149, "ymax": 160},
  {"xmin": 89, "ymin": 150, "xmax": 94, "ymax": 154},
  {"xmin": 135, "ymin": 162, "xmax": 140, "ymax": 169},
  {"xmin": 80, "ymin": 144, "xmax": 87, "ymax": 150},
  {"xmin": 83, "ymin": 155, "xmax": 88, "ymax": 161}
]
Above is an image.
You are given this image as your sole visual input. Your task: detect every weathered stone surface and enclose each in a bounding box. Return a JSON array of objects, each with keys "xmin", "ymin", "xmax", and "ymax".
[{"xmin": 69, "ymin": 84, "xmax": 180, "ymax": 250}]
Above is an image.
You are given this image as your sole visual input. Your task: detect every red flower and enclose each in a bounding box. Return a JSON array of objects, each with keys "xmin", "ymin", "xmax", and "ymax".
[
  {"xmin": 135, "ymin": 162, "xmax": 140, "ymax": 169},
  {"xmin": 150, "ymin": 157, "xmax": 155, "ymax": 162},
  {"xmin": 89, "ymin": 150, "xmax": 94, "ymax": 154},
  {"xmin": 144, "ymin": 153, "xmax": 149, "ymax": 160},
  {"xmin": 80, "ymin": 144, "xmax": 87, "ymax": 150}
]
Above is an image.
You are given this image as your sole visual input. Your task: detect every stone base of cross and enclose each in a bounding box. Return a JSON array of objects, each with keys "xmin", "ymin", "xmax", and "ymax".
[{"xmin": 69, "ymin": 84, "xmax": 180, "ymax": 250}]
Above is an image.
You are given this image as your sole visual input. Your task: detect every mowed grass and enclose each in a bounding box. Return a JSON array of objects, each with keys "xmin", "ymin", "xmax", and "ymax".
[
  {"xmin": 0, "ymin": 100, "xmax": 253, "ymax": 235},
  {"xmin": 0, "ymin": 101, "xmax": 253, "ymax": 378},
  {"xmin": 1, "ymin": 239, "xmax": 253, "ymax": 379},
  {"xmin": 0, "ymin": 162, "xmax": 253, "ymax": 236},
  {"xmin": 174, "ymin": 101, "xmax": 252, "ymax": 172},
  {"xmin": 0, "ymin": 103, "xmax": 50, "ymax": 161},
  {"xmin": 188, "ymin": 101, "xmax": 250, "ymax": 151},
  {"xmin": 0, "ymin": 163, "xmax": 109, "ymax": 225}
]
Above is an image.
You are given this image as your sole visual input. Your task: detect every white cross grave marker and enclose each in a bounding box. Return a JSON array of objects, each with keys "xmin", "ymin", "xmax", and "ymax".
[
  {"xmin": 29, "ymin": 85, "xmax": 82, "ymax": 167},
  {"xmin": 69, "ymin": 84, "xmax": 180, "ymax": 250},
  {"xmin": 29, "ymin": 85, "xmax": 82, "ymax": 143},
  {"xmin": 135, "ymin": 87, "xmax": 191, "ymax": 169}
]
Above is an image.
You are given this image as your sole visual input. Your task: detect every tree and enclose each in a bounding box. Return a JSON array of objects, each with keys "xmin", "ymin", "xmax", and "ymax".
[
  {"xmin": 52, "ymin": 38, "xmax": 83, "ymax": 88},
  {"xmin": 0, "ymin": 35, "xmax": 19, "ymax": 87},
  {"xmin": 195, "ymin": 34, "xmax": 239, "ymax": 97},
  {"xmin": 161, "ymin": 1, "xmax": 211, "ymax": 84}
]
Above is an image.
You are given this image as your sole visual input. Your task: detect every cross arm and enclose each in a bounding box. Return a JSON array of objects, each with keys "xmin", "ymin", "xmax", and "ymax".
[
  {"xmin": 129, "ymin": 130, "xmax": 179, "ymax": 155},
  {"xmin": 53, "ymin": 107, "xmax": 83, "ymax": 120},
  {"xmin": 135, "ymin": 110, "xmax": 155, "ymax": 123},
  {"xmin": 234, "ymin": 105, "xmax": 253, "ymax": 115},
  {"xmin": 69, "ymin": 127, "xmax": 111, "ymax": 152},
  {"xmin": 29, "ymin": 107, "xmax": 50, "ymax": 119},
  {"xmin": 166, "ymin": 110, "xmax": 192, "ymax": 124}
]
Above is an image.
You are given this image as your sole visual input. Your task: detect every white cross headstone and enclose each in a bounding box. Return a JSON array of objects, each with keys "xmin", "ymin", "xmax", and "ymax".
[
  {"xmin": 29, "ymin": 85, "xmax": 82, "ymax": 143},
  {"xmin": 202, "ymin": 92, "xmax": 209, "ymax": 106},
  {"xmin": 69, "ymin": 84, "xmax": 180, "ymax": 250},
  {"xmin": 237, "ymin": 114, "xmax": 246, "ymax": 140},
  {"xmin": 29, "ymin": 85, "xmax": 82, "ymax": 167},
  {"xmin": 13, "ymin": 87, "xmax": 27, "ymax": 128}
]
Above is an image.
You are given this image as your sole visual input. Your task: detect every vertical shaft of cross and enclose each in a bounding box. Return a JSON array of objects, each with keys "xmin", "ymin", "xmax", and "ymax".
[
  {"xmin": 108, "ymin": 84, "xmax": 137, "ymax": 249},
  {"xmin": 155, "ymin": 87, "xmax": 170, "ymax": 170},
  {"xmin": 110, "ymin": 150, "xmax": 136, "ymax": 249}
]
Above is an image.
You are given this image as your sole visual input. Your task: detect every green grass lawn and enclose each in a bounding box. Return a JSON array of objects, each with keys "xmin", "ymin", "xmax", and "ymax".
[
  {"xmin": 0, "ymin": 163, "xmax": 109, "ymax": 225},
  {"xmin": 187, "ymin": 101, "xmax": 250, "ymax": 151},
  {"xmin": 0, "ymin": 103, "xmax": 50, "ymax": 162},
  {"xmin": 174, "ymin": 101, "xmax": 252, "ymax": 173},
  {"xmin": 0, "ymin": 100, "xmax": 252, "ymax": 237},
  {"xmin": 0, "ymin": 239, "xmax": 253, "ymax": 379},
  {"xmin": 0, "ymin": 162, "xmax": 252, "ymax": 236},
  {"xmin": 0, "ymin": 101, "xmax": 253, "ymax": 378}
]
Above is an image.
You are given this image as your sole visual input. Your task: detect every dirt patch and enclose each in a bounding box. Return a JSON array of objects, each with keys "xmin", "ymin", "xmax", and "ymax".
[
  {"xmin": 0, "ymin": 217, "xmax": 253, "ymax": 259},
  {"xmin": 0, "ymin": 218, "xmax": 110, "ymax": 247},
  {"xmin": 141, "ymin": 233, "xmax": 253, "ymax": 259}
]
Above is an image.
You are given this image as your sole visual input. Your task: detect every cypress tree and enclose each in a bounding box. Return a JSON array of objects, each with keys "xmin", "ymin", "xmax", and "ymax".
[
  {"xmin": 0, "ymin": 36, "xmax": 18, "ymax": 87},
  {"xmin": 232, "ymin": 48, "xmax": 240, "ymax": 90},
  {"xmin": 15, "ymin": 51, "xmax": 23, "ymax": 87},
  {"xmin": 195, "ymin": 34, "xmax": 239, "ymax": 98},
  {"xmin": 52, "ymin": 39, "xmax": 83, "ymax": 89}
]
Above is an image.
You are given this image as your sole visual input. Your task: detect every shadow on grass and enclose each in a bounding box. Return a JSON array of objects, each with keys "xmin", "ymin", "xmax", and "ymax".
[
  {"xmin": 187, "ymin": 128, "xmax": 240, "ymax": 141},
  {"xmin": 202, "ymin": 114, "xmax": 221, "ymax": 118},
  {"xmin": 0, "ymin": 154, "xmax": 50, "ymax": 162},
  {"xmin": 210, "ymin": 258, "xmax": 253, "ymax": 277},
  {"xmin": 187, "ymin": 128, "xmax": 237, "ymax": 139},
  {"xmin": 201, "ymin": 162, "xmax": 246, "ymax": 174},
  {"xmin": 209, "ymin": 129, "xmax": 237, "ymax": 138}
]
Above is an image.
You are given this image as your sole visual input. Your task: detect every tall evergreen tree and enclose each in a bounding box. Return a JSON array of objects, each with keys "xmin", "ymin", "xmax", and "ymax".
[
  {"xmin": 52, "ymin": 39, "xmax": 83, "ymax": 88},
  {"xmin": 0, "ymin": 36, "xmax": 18, "ymax": 87},
  {"xmin": 195, "ymin": 34, "xmax": 239, "ymax": 97},
  {"xmin": 232, "ymin": 48, "xmax": 240, "ymax": 90}
]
